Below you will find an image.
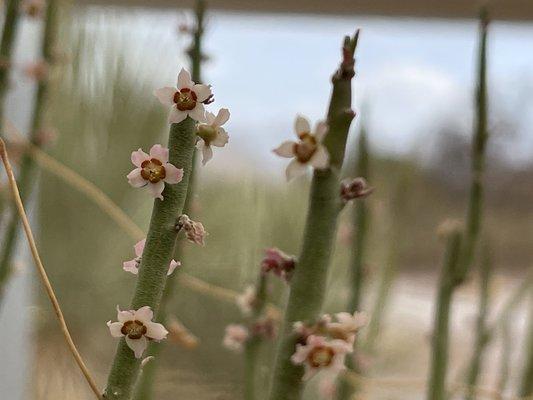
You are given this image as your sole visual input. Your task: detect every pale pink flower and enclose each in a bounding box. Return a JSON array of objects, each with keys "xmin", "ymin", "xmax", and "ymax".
[
  {"xmin": 176, "ymin": 214, "xmax": 207, "ymax": 245},
  {"xmin": 21, "ymin": 0, "xmax": 45, "ymax": 18},
  {"xmin": 196, "ymin": 108, "xmax": 230, "ymax": 165},
  {"xmin": 291, "ymin": 335, "xmax": 352, "ymax": 380},
  {"xmin": 23, "ymin": 60, "xmax": 49, "ymax": 81},
  {"xmin": 127, "ymin": 144, "xmax": 183, "ymax": 200},
  {"xmin": 154, "ymin": 68, "xmax": 212, "ymax": 124},
  {"xmin": 107, "ymin": 306, "xmax": 168, "ymax": 359},
  {"xmin": 326, "ymin": 311, "xmax": 367, "ymax": 344},
  {"xmin": 318, "ymin": 376, "xmax": 337, "ymax": 399},
  {"xmin": 273, "ymin": 115, "xmax": 329, "ymax": 181},
  {"xmin": 123, "ymin": 239, "xmax": 180, "ymax": 276},
  {"xmin": 223, "ymin": 324, "xmax": 249, "ymax": 352},
  {"xmin": 236, "ymin": 285, "xmax": 256, "ymax": 316},
  {"xmin": 261, "ymin": 247, "xmax": 296, "ymax": 282}
]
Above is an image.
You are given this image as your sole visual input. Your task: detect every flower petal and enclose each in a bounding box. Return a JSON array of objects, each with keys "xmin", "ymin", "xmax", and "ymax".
[
  {"xmin": 286, "ymin": 159, "xmax": 308, "ymax": 181},
  {"xmin": 134, "ymin": 306, "xmax": 154, "ymax": 324},
  {"xmin": 213, "ymin": 108, "xmax": 230, "ymax": 127},
  {"xmin": 134, "ymin": 239, "xmax": 146, "ymax": 257},
  {"xmin": 153, "ymin": 87, "xmax": 177, "ymax": 107},
  {"xmin": 123, "ymin": 259, "xmax": 139, "ymax": 275},
  {"xmin": 127, "ymin": 169, "xmax": 147, "ymax": 188},
  {"xmin": 309, "ymin": 145, "xmax": 329, "ymax": 170},
  {"xmin": 168, "ymin": 107, "xmax": 187, "ymax": 124},
  {"xmin": 163, "ymin": 163, "xmax": 184, "ymax": 184},
  {"xmin": 148, "ymin": 181, "xmax": 165, "ymax": 200},
  {"xmin": 149, "ymin": 144, "xmax": 169, "ymax": 163},
  {"xmin": 107, "ymin": 321, "xmax": 125, "ymax": 338},
  {"xmin": 126, "ymin": 335, "xmax": 147, "ymax": 359},
  {"xmin": 273, "ymin": 141, "xmax": 296, "ymax": 158},
  {"xmin": 205, "ymin": 112, "xmax": 216, "ymax": 125},
  {"xmin": 177, "ymin": 68, "xmax": 193, "ymax": 89},
  {"xmin": 131, "ymin": 149, "xmax": 150, "ymax": 167},
  {"xmin": 145, "ymin": 321, "xmax": 169, "ymax": 341},
  {"xmin": 188, "ymin": 104, "xmax": 206, "ymax": 122},
  {"xmin": 117, "ymin": 306, "xmax": 134, "ymax": 323},
  {"xmin": 167, "ymin": 260, "xmax": 181, "ymax": 276},
  {"xmin": 294, "ymin": 115, "xmax": 311, "ymax": 136},
  {"xmin": 211, "ymin": 129, "xmax": 229, "ymax": 147},
  {"xmin": 199, "ymin": 141, "xmax": 213, "ymax": 165},
  {"xmin": 314, "ymin": 121, "xmax": 328, "ymax": 142},
  {"xmin": 192, "ymin": 83, "xmax": 212, "ymax": 102}
]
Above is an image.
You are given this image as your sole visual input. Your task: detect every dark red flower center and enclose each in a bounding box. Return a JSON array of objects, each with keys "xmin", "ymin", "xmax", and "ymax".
[
  {"xmin": 173, "ymin": 88, "xmax": 197, "ymax": 111},
  {"xmin": 140, "ymin": 158, "xmax": 166, "ymax": 183},
  {"xmin": 293, "ymin": 133, "xmax": 317, "ymax": 163},
  {"xmin": 121, "ymin": 320, "xmax": 147, "ymax": 340}
]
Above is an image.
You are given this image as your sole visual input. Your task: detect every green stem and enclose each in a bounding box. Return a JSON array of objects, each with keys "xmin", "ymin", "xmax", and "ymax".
[
  {"xmin": 0, "ymin": 0, "xmax": 58, "ymax": 304},
  {"xmin": 362, "ymin": 170, "xmax": 409, "ymax": 353},
  {"xmin": 496, "ymin": 314, "xmax": 512, "ymax": 396},
  {"xmin": 103, "ymin": 117, "xmax": 197, "ymax": 400},
  {"xmin": 518, "ymin": 291, "xmax": 533, "ymax": 397},
  {"xmin": 457, "ymin": 8, "xmax": 489, "ymax": 281},
  {"xmin": 132, "ymin": 3, "xmax": 205, "ymax": 400},
  {"xmin": 0, "ymin": 0, "xmax": 22, "ymax": 128},
  {"xmin": 463, "ymin": 243, "xmax": 492, "ymax": 400},
  {"xmin": 336, "ymin": 122, "xmax": 370, "ymax": 400},
  {"xmin": 244, "ymin": 273, "xmax": 268, "ymax": 400},
  {"xmin": 267, "ymin": 32, "xmax": 358, "ymax": 400},
  {"xmin": 426, "ymin": 231, "xmax": 462, "ymax": 400}
]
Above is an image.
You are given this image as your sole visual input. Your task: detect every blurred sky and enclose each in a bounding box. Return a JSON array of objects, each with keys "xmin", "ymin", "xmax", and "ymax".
[{"xmin": 9, "ymin": 7, "xmax": 533, "ymax": 179}]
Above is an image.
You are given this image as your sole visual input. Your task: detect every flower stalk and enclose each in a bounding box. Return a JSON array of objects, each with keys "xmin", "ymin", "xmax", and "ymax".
[
  {"xmin": 103, "ymin": 117, "xmax": 197, "ymax": 400},
  {"xmin": 336, "ymin": 123, "xmax": 370, "ymax": 400},
  {"xmin": 426, "ymin": 230, "xmax": 462, "ymax": 400},
  {"xmin": 267, "ymin": 31, "xmax": 359, "ymax": 400},
  {"xmin": 0, "ymin": 0, "xmax": 58, "ymax": 304}
]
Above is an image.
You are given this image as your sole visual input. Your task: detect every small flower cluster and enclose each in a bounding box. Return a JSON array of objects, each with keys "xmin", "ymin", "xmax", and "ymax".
[
  {"xmin": 261, "ymin": 247, "xmax": 296, "ymax": 282},
  {"xmin": 223, "ymin": 283, "xmax": 277, "ymax": 352},
  {"xmin": 291, "ymin": 311, "xmax": 367, "ymax": 381},
  {"xmin": 274, "ymin": 115, "xmax": 329, "ymax": 181},
  {"xmin": 340, "ymin": 177, "xmax": 373, "ymax": 203},
  {"xmin": 108, "ymin": 68, "xmax": 220, "ymax": 359}
]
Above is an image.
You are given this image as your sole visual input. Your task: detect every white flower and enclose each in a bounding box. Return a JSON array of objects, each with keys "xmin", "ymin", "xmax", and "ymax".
[
  {"xmin": 236, "ymin": 285, "xmax": 256, "ymax": 316},
  {"xmin": 154, "ymin": 68, "xmax": 212, "ymax": 124},
  {"xmin": 223, "ymin": 324, "xmax": 249, "ymax": 352},
  {"xmin": 291, "ymin": 335, "xmax": 352, "ymax": 380},
  {"xmin": 273, "ymin": 115, "xmax": 329, "ymax": 181},
  {"xmin": 127, "ymin": 144, "xmax": 184, "ymax": 200},
  {"xmin": 196, "ymin": 108, "xmax": 230, "ymax": 165},
  {"xmin": 107, "ymin": 306, "xmax": 168, "ymax": 359},
  {"xmin": 326, "ymin": 311, "xmax": 367, "ymax": 345},
  {"xmin": 123, "ymin": 239, "xmax": 180, "ymax": 276}
]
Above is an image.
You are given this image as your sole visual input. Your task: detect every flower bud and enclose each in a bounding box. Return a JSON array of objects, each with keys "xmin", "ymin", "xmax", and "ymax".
[{"xmin": 340, "ymin": 177, "xmax": 373, "ymax": 202}]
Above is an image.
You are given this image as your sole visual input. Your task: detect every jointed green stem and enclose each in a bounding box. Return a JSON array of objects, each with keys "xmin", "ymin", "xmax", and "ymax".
[
  {"xmin": 132, "ymin": 3, "xmax": 205, "ymax": 400},
  {"xmin": 426, "ymin": 231, "xmax": 462, "ymax": 400},
  {"xmin": 0, "ymin": 0, "xmax": 22, "ymax": 127},
  {"xmin": 245, "ymin": 273, "xmax": 268, "ymax": 400},
  {"xmin": 0, "ymin": 0, "xmax": 58, "ymax": 304},
  {"xmin": 463, "ymin": 243, "xmax": 492, "ymax": 400},
  {"xmin": 103, "ymin": 117, "xmax": 197, "ymax": 400},
  {"xmin": 519, "ymin": 291, "xmax": 533, "ymax": 397},
  {"xmin": 336, "ymin": 124, "xmax": 370, "ymax": 400},
  {"xmin": 267, "ymin": 32, "xmax": 359, "ymax": 400}
]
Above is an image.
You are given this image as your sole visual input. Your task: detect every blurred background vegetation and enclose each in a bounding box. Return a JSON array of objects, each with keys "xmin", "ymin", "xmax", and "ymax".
[{"xmin": 0, "ymin": 2, "xmax": 531, "ymax": 400}]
